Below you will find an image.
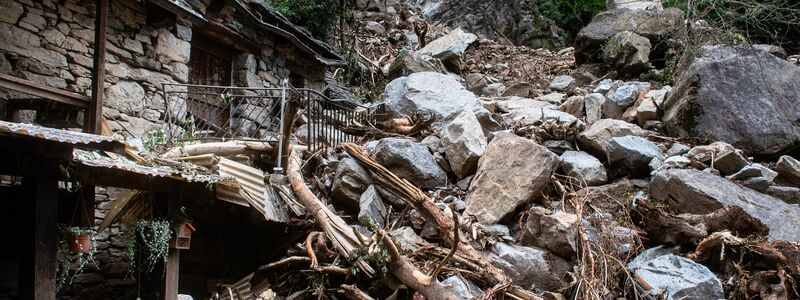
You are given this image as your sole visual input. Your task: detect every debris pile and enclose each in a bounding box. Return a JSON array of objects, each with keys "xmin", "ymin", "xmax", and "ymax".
[{"xmin": 146, "ymin": 1, "xmax": 800, "ymax": 299}]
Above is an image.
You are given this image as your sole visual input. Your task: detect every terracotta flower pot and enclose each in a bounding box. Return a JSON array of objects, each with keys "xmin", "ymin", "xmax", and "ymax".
[{"xmin": 68, "ymin": 234, "xmax": 91, "ymax": 253}]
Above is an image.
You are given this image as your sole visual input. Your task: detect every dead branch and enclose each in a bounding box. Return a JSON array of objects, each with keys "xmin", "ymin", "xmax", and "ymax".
[
  {"xmin": 287, "ymin": 147, "xmax": 376, "ymax": 277},
  {"xmin": 339, "ymin": 143, "xmax": 541, "ymax": 300},
  {"xmin": 379, "ymin": 230, "xmax": 459, "ymax": 300},
  {"xmin": 340, "ymin": 284, "xmax": 375, "ymax": 300},
  {"xmin": 162, "ymin": 140, "xmax": 274, "ymax": 158}
]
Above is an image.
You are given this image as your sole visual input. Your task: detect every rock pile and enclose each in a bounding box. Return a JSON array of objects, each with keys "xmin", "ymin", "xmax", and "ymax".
[{"xmin": 256, "ymin": 1, "xmax": 800, "ymax": 298}]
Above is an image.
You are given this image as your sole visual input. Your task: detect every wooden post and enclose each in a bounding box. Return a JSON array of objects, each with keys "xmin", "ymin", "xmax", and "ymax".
[
  {"xmin": 164, "ymin": 192, "xmax": 180, "ymax": 300},
  {"xmin": 278, "ymin": 101, "xmax": 298, "ymax": 171},
  {"xmin": 85, "ymin": 0, "xmax": 108, "ymax": 134},
  {"xmin": 20, "ymin": 179, "xmax": 58, "ymax": 300}
]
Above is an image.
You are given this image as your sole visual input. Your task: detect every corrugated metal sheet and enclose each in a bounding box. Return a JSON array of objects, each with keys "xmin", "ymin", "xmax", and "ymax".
[
  {"xmin": 216, "ymin": 157, "xmax": 290, "ymax": 222},
  {"xmin": 73, "ymin": 149, "xmax": 220, "ymax": 183},
  {"xmin": 0, "ymin": 120, "xmax": 126, "ymax": 151}
]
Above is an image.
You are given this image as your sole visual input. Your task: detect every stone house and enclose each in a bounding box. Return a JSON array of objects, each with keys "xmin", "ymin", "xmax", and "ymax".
[{"xmin": 0, "ymin": 0, "xmax": 343, "ymax": 299}]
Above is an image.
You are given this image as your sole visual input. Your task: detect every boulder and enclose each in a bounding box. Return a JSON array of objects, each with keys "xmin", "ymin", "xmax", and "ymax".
[
  {"xmin": 358, "ymin": 185, "xmax": 387, "ymax": 228},
  {"xmin": 417, "ymin": 28, "xmax": 477, "ymax": 63},
  {"xmin": 390, "ymin": 227, "xmax": 427, "ymax": 252},
  {"xmin": 775, "ymin": 155, "xmax": 800, "ymax": 187},
  {"xmin": 712, "ymin": 149, "xmax": 748, "ymax": 175},
  {"xmin": 484, "ymin": 243, "xmax": 571, "ymax": 291},
  {"xmin": 371, "ymin": 138, "xmax": 447, "ymax": 189},
  {"xmin": 606, "ymin": 136, "xmax": 663, "ymax": 176},
  {"xmin": 584, "ymin": 93, "xmax": 606, "ymax": 124},
  {"xmin": 441, "ymin": 275, "xmax": 482, "ymax": 299},
  {"xmin": 520, "ymin": 207, "xmax": 580, "ymax": 258},
  {"xmin": 331, "ymin": 157, "xmax": 374, "ymax": 209},
  {"xmin": 441, "ymin": 110, "xmax": 487, "ymax": 178},
  {"xmin": 466, "ymin": 134, "xmax": 559, "ymax": 224},
  {"xmin": 559, "ymin": 96, "xmax": 585, "ymax": 118},
  {"xmin": 549, "ymin": 75, "xmax": 575, "ymax": 92},
  {"xmin": 575, "ymin": 8, "xmax": 685, "ymax": 64},
  {"xmin": 386, "ymin": 50, "xmax": 446, "ymax": 79},
  {"xmin": 628, "ymin": 246, "xmax": 724, "ymax": 300},
  {"xmin": 577, "ymin": 119, "xmax": 646, "ymax": 158},
  {"xmin": 651, "ymin": 169, "xmax": 800, "ymax": 243},
  {"xmin": 560, "ymin": 151, "xmax": 607, "ymax": 186},
  {"xmin": 381, "ymin": 72, "xmax": 491, "ymax": 131},
  {"xmin": 603, "ymin": 82, "xmax": 650, "ymax": 119},
  {"xmin": 662, "ymin": 45, "xmax": 800, "ymax": 156},
  {"xmin": 602, "ymin": 31, "xmax": 651, "ymax": 75}
]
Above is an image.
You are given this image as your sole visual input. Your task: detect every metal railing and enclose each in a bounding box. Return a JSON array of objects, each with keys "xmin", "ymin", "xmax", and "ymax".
[
  {"xmin": 163, "ymin": 83, "xmax": 285, "ymax": 143},
  {"xmin": 162, "ymin": 83, "xmax": 386, "ymax": 151}
]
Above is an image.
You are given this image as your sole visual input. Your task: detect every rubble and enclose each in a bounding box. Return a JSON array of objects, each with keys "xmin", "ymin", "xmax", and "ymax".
[
  {"xmin": 466, "ymin": 134, "xmax": 559, "ymax": 224},
  {"xmin": 629, "ymin": 246, "xmax": 725, "ymax": 299},
  {"xmin": 662, "ymin": 45, "xmax": 800, "ymax": 156}
]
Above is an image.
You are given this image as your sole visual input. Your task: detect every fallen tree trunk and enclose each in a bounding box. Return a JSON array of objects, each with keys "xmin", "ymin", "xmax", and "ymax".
[
  {"xmin": 287, "ymin": 147, "xmax": 461, "ymax": 299},
  {"xmin": 162, "ymin": 140, "xmax": 274, "ymax": 158},
  {"xmin": 339, "ymin": 143, "xmax": 541, "ymax": 300}
]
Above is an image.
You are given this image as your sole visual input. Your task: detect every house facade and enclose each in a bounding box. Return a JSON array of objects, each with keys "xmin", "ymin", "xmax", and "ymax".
[{"xmin": 0, "ymin": 0, "xmax": 343, "ymax": 298}]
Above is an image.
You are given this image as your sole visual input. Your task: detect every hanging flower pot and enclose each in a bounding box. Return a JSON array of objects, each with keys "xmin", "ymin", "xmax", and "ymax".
[{"xmin": 68, "ymin": 233, "xmax": 92, "ymax": 253}]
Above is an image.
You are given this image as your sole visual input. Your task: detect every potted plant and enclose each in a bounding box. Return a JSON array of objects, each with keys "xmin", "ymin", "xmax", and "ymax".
[
  {"xmin": 56, "ymin": 226, "xmax": 97, "ymax": 289},
  {"xmin": 65, "ymin": 227, "xmax": 94, "ymax": 253},
  {"xmin": 127, "ymin": 219, "xmax": 173, "ymax": 274}
]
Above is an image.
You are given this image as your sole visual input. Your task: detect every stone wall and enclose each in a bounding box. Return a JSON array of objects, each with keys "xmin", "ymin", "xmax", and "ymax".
[
  {"xmin": 0, "ymin": 0, "xmax": 326, "ymax": 144},
  {"xmin": 0, "ymin": 0, "xmax": 330, "ymax": 298}
]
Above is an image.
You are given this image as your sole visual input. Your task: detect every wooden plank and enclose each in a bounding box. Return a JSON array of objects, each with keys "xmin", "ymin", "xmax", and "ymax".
[
  {"xmin": 85, "ymin": 0, "xmax": 108, "ymax": 134},
  {"xmin": 0, "ymin": 74, "xmax": 89, "ymax": 108},
  {"xmin": 31, "ymin": 179, "xmax": 58, "ymax": 300},
  {"xmin": 164, "ymin": 192, "xmax": 181, "ymax": 300}
]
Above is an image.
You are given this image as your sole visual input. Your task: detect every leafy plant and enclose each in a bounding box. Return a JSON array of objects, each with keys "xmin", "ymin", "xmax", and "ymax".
[
  {"xmin": 532, "ymin": 0, "xmax": 606, "ymax": 41},
  {"xmin": 126, "ymin": 219, "xmax": 173, "ymax": 274},
  {"xmin": 665, "ymin": 0, "xmax": 800, "ymax": 52},
  {"xmin": 144, "ymin": 128, "xmax": 167, "ymax": 153},
  {"xmin": 266, "ymin": 0, "xmax": 350, "ymax": 39},
  {"xmin": 56, "ymin": 226, "xmax": 97, "ymax": 290}
]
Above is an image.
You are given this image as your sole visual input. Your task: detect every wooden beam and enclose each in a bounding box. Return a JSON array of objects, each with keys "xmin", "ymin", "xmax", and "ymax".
[
  {"xmin": 0, "ymin": 74, "xmax": 89, "ymax": 108},
  {"xmin": 85, "ymin": 0, "xmax": 108, "ymax": 134},
  {"xmin": 164, "ymin": 192, "xmax": 181, "ymax": 300},
  {"xmin": 19, "ymin": 179, "xmax": 58, "ymax": 300}
]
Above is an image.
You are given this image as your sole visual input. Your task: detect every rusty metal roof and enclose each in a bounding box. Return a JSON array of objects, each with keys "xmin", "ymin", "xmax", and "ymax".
[
  {"xmin": 72, "ymin": 149, "xmax": 223, "ymax": 184},
  {"xmin": 0, "ymin": 120, "xmax": 126, "ymax": 152}
]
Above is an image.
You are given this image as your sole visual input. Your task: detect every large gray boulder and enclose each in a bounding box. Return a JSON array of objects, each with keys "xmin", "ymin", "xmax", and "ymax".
[
  {"xmin": 651, "ymin": 169, "xmax": 800, "ymax": 243},
  {"xmin": 371, "ymin": 138, "xmax": 447, "ymax": 189},
  {"xmin": 417, "ymin": 28, "xmax": 477, "ymax": 62},
  {"xmin": 603, "ymin": 81, "xmax": 650, "ymax": 119},
  {"xmin": 441, "ymin": 110, "xmax": 487, "ymax": 178},
  {"xmin": 519, "ymin": 207, "xmax": 581, "ymax": 258},
  {"xmin": 628, "ymin": 246, "xmax": 724, "ymax": 300},
  {"xmin": 577, "ymin": 119, "xmax": 646, "ymax": 158},
  {"xmin": 386, "ymin": 50, "xmax": 446, "ymax": 79},
  {"xmin": 381, "ymin": 72, "xmax": 494, "ymax": 131},
  {"xmin": 560, "ymin": 151, "xmax": 607, "ymax": 186},
  {"xmin": 606, "ymin": 135, "xmax": 663, "ymax": 176},
  {"xmin": 662, "ymin": 45, "xmax": 800, "ymax": 156},
  {"xmin": 331, "ymin": 157, "xmax": 373, "ymax": 209},
  {"xmin": 575, "ymin": 8, "xmax": 685, "ymax": 65},
  {"xmin": 776, "ymin": 155, "xmax": 800, "ymax": 187},
  {"xmin": 466, "ymin": 134, "xmax": 559, "ymax": 224},
  {"xmin": 602, "ymin": 31, "xmax": 652, "ymax": 75},
  {"xmin": 483, "ymin": 242, "xmax": 571, "ymax": 291}
]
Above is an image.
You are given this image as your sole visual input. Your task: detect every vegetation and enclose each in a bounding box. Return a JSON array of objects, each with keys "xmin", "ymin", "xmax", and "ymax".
[
  {"xmin": 56, "ymin": 226, "xmax": 97, "ymax": 289},
  {"xmin": 126, "ymin": 219, "xmax": 173, "ymax": 274},
  {"xmin": 665, "ymin": 0, "xmax": 800, "ymax": 52},
  {"xmin": 532, "ymin": 0, "xmax": 606, "ymax": 41},
  {"xmin": 266, "ymin": 0, "xmax": 350, "ymax": 39}
]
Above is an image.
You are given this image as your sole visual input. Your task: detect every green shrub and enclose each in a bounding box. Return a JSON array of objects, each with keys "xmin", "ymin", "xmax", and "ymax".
[
  {"xmin": 532, "ymin": 0, "xmax": 607, "ymax": 41},
  {"xmin": 665, "ymin": 0, "xmax": 800, "ymax": 52},
  {"xmin": 266, "ymin": 0, "xmax": 349, "ymax": 39}
]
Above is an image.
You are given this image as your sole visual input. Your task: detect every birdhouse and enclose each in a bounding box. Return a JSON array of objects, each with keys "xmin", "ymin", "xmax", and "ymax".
[{"xmin": 169, "ymin": 223, "xmax": 192, "ymax": 250}]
